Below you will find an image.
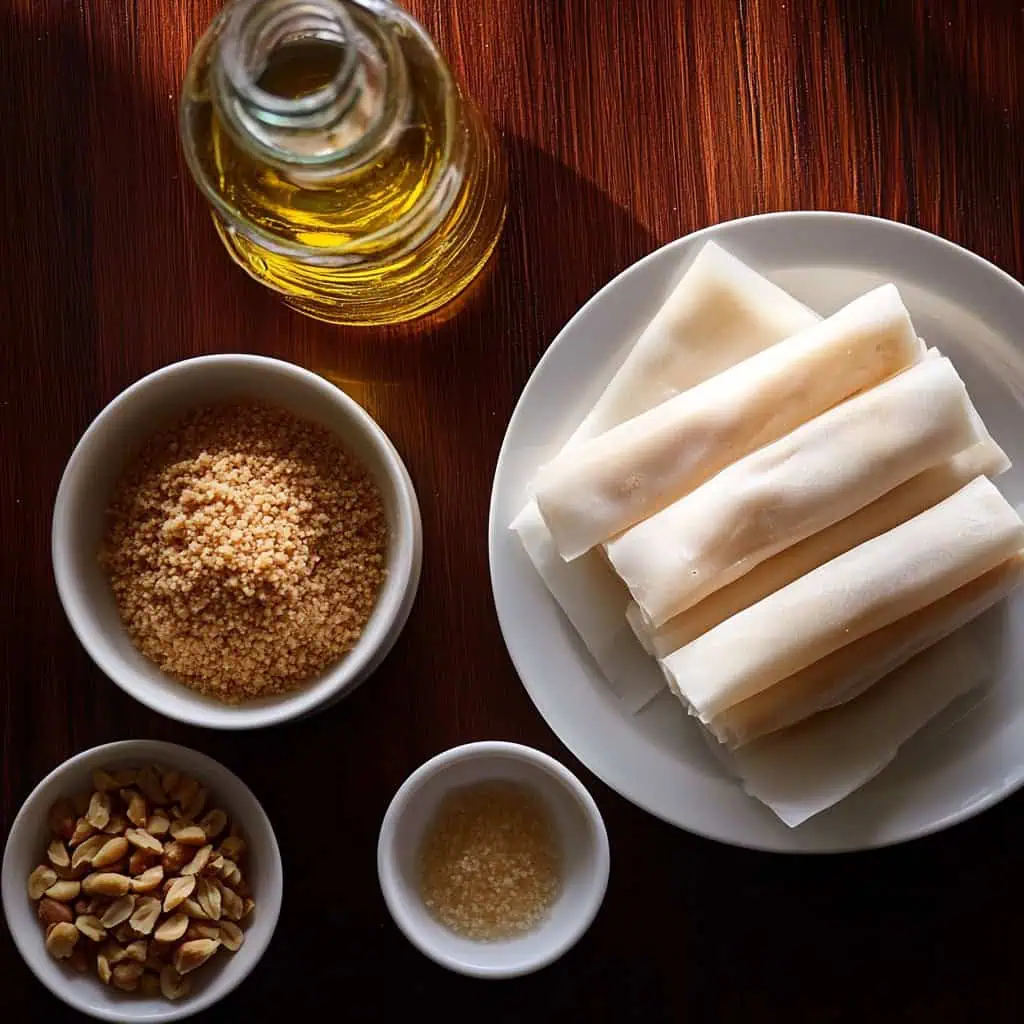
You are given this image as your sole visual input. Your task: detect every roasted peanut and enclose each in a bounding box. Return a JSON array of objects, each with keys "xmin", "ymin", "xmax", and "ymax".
[
  {"xmin": 182, "ymin": 898, "xmax": 208, "ymax": 920},
  {"xmin": 147, "ymin": 811, "xmax": 171, "ymax": 837},
  {"xmin": 154, "ymin": 912, "xmax": 189, "ymax": 944},
  {"xmin": 185, "ymin": 921, "xmax": 221, "ymax": 942},
  {"xmin": 46, "ymin": 839, "xmax": 70, "ymax": 869},
  {"xmin": 132, "ymin": 865, "xmax": 164, "ymax": 894},
  {"xmin": 74, "ymin": 915, "xmax": 108, "ymax": 942},
  {"xmin": 91, "ymin": 769, "xmax": 121, "ymax": 793},
  {"xmin": 173, "ymin": 938, "xmax": 219, "ymax": 975},
  {"xmin": 112, "ymin": 962, "xmax": 145, "ymax": 992},
  {"xmin": 96, "ymin": 949, "xmax": 113, "ymax": 984},
  {"xmin": 125, "ymin": 828, "xmax": 163, "ymax": 854},
  {"xmin": 163, "ymin": 874, "xmax": 196, "ymax": 913},
  {"xmin": 161, "ymin": 770, "xmax": 181, "ymax": 799},
  {"xmin": 218, "ymin": 835, "xmax": 246, "ymax": 862},
  {"xmin": 121, "ymin": 789, "xmax": 148, "ymax": 828},
  {"xmin": 48, "ymin": 799, "xmax": 76, "ymax": 840},
  {"xmin": 218, "ymin": 881, "xmax": 244, "ymax": 922},
  {"xmin": 71, "ymin": 833, "xmax": 107, "ymax": 870},
  {"xmin": 45, "ymin": 922, "xmax": 80, "ymax": 959},
  {"xmin": 37, "ymin": 897, "xmax": 74, "ymax": 927},
  {"xmin": 161, "ymin": 841, "xmax": 190, "ymax": 873},
  {"xmin": 218, "ymin": 920, "xmax": 244, "ymax": 952},
  {"xmin": 168, "ymin": 775, "xmax": 198, "ymax": 807},
  {"xmin": 198, "ymin": 808, "xmax": 227, "ymax": 839},
  {"xmin": 102, "ymin": 813, "xmax": 128, "ymax": 835},
  {"xmin": 28, "ymin": 865, "xmax": 58, "ymax": 900},
  {"xmin": 159, "ymin": 965, "xmax": 191, "ymax": 1001},
  {"xmin": 123, "ymin": 939, "xmax": 148, "ymax": 963},
  {"xmin": 91, "ymin": 836, "xmax": 129, "ymax": 869},
  {"xmin": 195, "ymin": 877, "xmax": 222, "ymax": 921},
  {"xmin": 100, "ymin": 894, "xmax": 136, "ymax": 929},
  {"xmin": 180, "ymin": 844, "xmax": 212, "ymax": 877},
  {"xmin": 169, "ymin": 820, "xmax": 207, "ymax": 846},
  {"xmin": 69, "ymin": 817, "xmax": 96, "ymax": 847},
  {"xmin": 44, "ymin": 880, "xmax": 82, "ymax": 902},
  {"xmin": 181, "ymin": 787, "xmax": 207, "ymax": 822},
  {"xmin": 86, "ymin": 791, "xmax": 111, "ymax": 831},
  {"xmin": 82, "ymin": 873, "xmax": 131, "ymax": 897},
  {"xmin": 136, "ymin": 766, "xmax": 168, "ymax": 807},
  {"xmin": 110, "ymin": 768, "xmax": 139, "ymax": 788},
  {"xmin": 129, "ymin": 896, "xmax": 162, "ymax": 936},
  {"xmin": 128, "ymin": 848, "xmax": 157, "ymax": 876}
]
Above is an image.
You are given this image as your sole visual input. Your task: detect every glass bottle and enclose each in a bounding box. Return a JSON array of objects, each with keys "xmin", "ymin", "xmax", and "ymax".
[{"xmin": 179, "ymin": 0, "xmax": 507, "ymax": 326}]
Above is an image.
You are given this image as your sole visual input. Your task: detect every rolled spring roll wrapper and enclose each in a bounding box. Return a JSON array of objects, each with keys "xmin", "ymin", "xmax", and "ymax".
[
  {"xmin": 727, "ymin": 630, "xmax": 992, "ymax": 828},
  {"xmin": 536, "ymin": 283, "xmax": 925, "ymax": 560},
  {"xmin": 566, "ymin": 241, "xmax": 820, "ymax": 447},
  {"xmin": 509, "ymin": 503, "xmax": 666, "ymax": 711},
  {"xmin": 710, "ymin": 551, "xmax": 1024, "ymax": 748},
  {"xmin": 628, "ymin": 436, "xmax": 1010, "ymax": 656},
  {"xmin": 610, "ymin": 354, "xmax": 986, "ymax": 628},
  {"xmin": 662, "ymin": 476, "xmax": 1024, "ymax": 721},
  {"xmin": 511, "ymin": 246, "xmax": 818, "ymax": 708}
]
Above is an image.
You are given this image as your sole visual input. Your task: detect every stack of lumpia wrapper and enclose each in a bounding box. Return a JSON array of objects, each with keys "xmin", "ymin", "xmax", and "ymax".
[{"xmin": 511, "ymin": 242, "xmax": 1023, "ymax": 826}]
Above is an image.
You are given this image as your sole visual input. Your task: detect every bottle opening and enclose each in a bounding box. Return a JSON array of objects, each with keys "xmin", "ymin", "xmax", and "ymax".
[
  {"xmin": 215, "ymin": 0, "xmax": 384, "ymax": 162},
  {"xmin": 257, "ymin": 38, "xmax": 346, "ymax": 101}
]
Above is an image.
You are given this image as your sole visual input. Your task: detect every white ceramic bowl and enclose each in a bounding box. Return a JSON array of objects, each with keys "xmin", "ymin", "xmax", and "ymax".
[
  {"xmin": 52, "ymin": 354, "xmax": 422, "ymax": 729},
  {"xmin": 1, "ymin": 740, "xmax": 283, "ymax": 1022},
  {"xmin": 377, "ymin": 741, "xmax": 610, "ymax": 978}
]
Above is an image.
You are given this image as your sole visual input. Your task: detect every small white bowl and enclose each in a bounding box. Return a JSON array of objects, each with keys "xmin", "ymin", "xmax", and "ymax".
[
  {"xmin": 378, "ymin": 741, "xmax": 610, "ymax": 978},
  {"xmin": 52, "ymin": 354, "xmax": 422, "ymax": 729},
  {"xmin": 1, "ymin": 740, "xmax": 283, "ymax": 1022}
]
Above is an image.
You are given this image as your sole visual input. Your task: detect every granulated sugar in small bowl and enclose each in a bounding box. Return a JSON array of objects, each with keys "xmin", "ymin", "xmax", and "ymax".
[
  {"xmin": 53, "ymin": 355, "xmax": 422, "ymax": 730},
  {"xmin": 378, "ymin": 742, "xmax": 610, "ymax": 978}
]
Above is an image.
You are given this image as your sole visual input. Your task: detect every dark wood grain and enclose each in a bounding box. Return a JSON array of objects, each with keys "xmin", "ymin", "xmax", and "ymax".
[{"xmin": 3, "ymin": 0, "xmax": 1024, "ymax": 1019}]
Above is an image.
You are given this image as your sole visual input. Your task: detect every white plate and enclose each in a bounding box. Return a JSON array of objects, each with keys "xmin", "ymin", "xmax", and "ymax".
[{"xmin": 488, "ymin": 212, "xmax": 1024, "ymax": 853}]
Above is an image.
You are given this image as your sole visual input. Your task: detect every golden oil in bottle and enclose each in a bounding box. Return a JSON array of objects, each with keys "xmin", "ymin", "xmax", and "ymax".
[{"xmin": 179, "ymin": 0, "xmax": 506, "ymax": 326}]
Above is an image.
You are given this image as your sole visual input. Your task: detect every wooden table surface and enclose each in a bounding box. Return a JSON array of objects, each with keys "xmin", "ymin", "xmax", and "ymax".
[{"xmin": 3, "ymin": 0, "xmax": 1024, "ymax": 1019}]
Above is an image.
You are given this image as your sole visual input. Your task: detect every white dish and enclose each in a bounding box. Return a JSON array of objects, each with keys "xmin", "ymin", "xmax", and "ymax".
[
  {"xmin": 1, "ymin": 740, "xmax": 283, "ymax": 1022},
  {"xmin": 489, "ymin": 212, "xmax": 1024, "ymax": 852},
  {"xmin": 53, "ymin": 354, "xmax": 422, "ymax": 730},
  {"xmin": 377, "ymin": 741, "xmax": 609, "ymax": 977}
]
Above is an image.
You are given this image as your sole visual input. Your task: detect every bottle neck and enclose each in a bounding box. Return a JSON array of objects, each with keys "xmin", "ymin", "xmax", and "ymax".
[{"xmin": 211, "ymin": 0, "xmax": 407, "ymax": 185}]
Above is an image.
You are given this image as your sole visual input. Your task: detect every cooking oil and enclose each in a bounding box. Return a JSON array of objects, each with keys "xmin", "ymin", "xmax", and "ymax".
[{"xmin": 179, "ymin": 0, "xmax": 507, "ymax": 325}]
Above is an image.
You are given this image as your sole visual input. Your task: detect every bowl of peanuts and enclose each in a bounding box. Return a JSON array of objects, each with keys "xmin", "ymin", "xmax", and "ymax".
[
  {"xmin": 1, "ymin": 740, "xmax": 282, "ymax": 1021},
  {"xmin": 52, "ymin": 353, "xmax": 422, "ymax": 729}
]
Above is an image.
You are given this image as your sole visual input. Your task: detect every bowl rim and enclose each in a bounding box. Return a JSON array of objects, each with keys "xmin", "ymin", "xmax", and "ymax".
[
  {"xmin": 376, "ymin": 740, "xmax": 610, "ymax": 979},
  {"xmin": 51, "ymin": 353, "xmax": 422, "ymax": 730},
  {"xmin": 1, "ymin": 739, "xmax": 284, "ymax": 1022}
]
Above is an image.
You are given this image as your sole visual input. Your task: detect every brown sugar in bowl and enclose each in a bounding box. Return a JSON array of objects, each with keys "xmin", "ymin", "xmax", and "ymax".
[{"xmin": 52, "ymin": 355, "xmax": 422, "ymax": 729}]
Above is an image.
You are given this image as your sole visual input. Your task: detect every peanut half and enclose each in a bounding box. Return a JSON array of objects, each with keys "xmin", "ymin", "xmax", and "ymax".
[
  {"xmin": 46, "ymin": 839, "xmax": 70, "ymax": 869},
  {"xmin": 45, "ymin": 921, "xmax": 80, "ymax": 959},
  {"xmin": 154, "ymin": 912, "xmax": 189, "ymax": 944},
  {"xmin": 173, "ymin": 938, "xmax": 220, "ymax": 975},
  {"xmin": 28, "ymin": 865, "xmax": 57, "ymax": 900},
  {"xmin": 100, "ymin": 894, "xmax": 136, "ymax": 929},
  {"xmin": 129, "ymin": 896, "xmax": 162, "ymax": 936},
  {"xmin": 44, "ymin": 880, "xmax": 82, "ymax": 902},
  {"xmin": 71, "ymin": 834, "xmax": 108, "ymax": 871},
  {"xmin": 82, "ymin": 873, "xmax": 131, "ymax": 897},
  {"xmin": 86, "ymin": 791, "xmax": 111, "ymax": 831}
]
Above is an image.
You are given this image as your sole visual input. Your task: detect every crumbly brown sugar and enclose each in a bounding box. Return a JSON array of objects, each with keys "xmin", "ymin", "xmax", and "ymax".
[
  {"xmin": 100, "ymin": 401, "xmax": 387, "ymax": 702},
  {"xmin": 418, "ymin": 781, "xmax": 562, "ymax": 941}
]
